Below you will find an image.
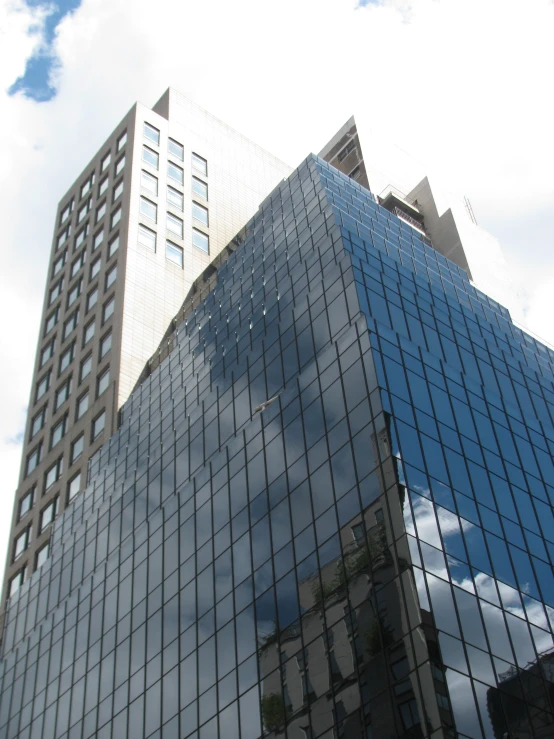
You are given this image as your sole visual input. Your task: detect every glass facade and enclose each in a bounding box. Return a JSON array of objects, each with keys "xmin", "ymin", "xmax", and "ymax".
[{"xmin": 1, "ymin": 155, "xmax": 554, "ymax": 738}]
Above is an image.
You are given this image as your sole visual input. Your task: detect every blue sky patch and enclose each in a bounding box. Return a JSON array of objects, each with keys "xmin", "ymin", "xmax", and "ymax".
[{"xmin": 8, "ymin": 0, "xmax": 82, "ymax": 102}]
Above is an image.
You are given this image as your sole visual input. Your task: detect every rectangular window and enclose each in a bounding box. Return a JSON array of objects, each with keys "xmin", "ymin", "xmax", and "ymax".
[
  {"xmin": 100, "ymin": 330, "xmax": 112, "ymax": 359},
  {"xmin": 49, "ymin": 279, "xmax": 63, "ymax": 306},
  {"xmin": 113, "ymin": 180, "xmax": 124, "ymax": 201},
  {"xmin": 167, "ymin": 212, "xmax": 183, "ymax": 238},
  {"xmin": 117, "ymin": 131, "xmax": 127, "ymax": 151},
  {"xmin": 105, "ymin": 264, "xmax": 117, "ymax": 290},
  {"xmin": 68, "ymin": 472, "xmax": 81, "ymax": 501},
  {"xmin": 57, "ymin": 226, "xmax": 70, "ymax": 250},
  {"xmin": 31, "ymin": 407, "xmax": 46, "ymax": 438},
  {"xmin": 138, "ymin": 224, "xmax": 156, "ymax": 251},
  {"xmin": 99, "ymin": 177, "xmax": 109, "ymax": 197},
  {"xmin": 103, "ymin": 296, "xmax": 115, "ymax": 323},
  {"xmin": 140, "ymin": 196, "xmax": 157, "ymax": 222},
  {"xmin": 54, "ymin": 377, "xmax": 72, "ymax": 411},
  {"xmin": 108, "ymin": 234, "xmax": 119, "ymax": 258},
  {"xmin": 71, "ymin": 434, "xmax": 84, "ymax": 463},
  {"xmin": 97, "ymin": 368, "xmax": 110, "ymax": 397},
  {"xmin": 45, "ymin": 307, "xmax": 59, "ymax": 336},
  {"xmin": 60, "ymin": 201, "xmax": 72, "ymax": 225},
  {"xmin": 166, "ymin": 240, "xmax": 183, "ymax": 268},
  {"xmin": 40, "ymin": 338, "xmax": 55, "ymax": 367},
  {"xmin": 115, "ymin": 156, "xmax": 125, "ymax": 176},
  {"xmin": 167, "ymin": 162, "xmax": 183, "ymax": 185},
  {"xmin": 83, "ymin": 318, "xmax": 95, "ymax": 345},
  {"xmin": 80, "ymin": 175, "xmax": 92, "ymax": 199},
  {"xmin": 50, "ymin": 415, "xmax": 67, "ymax": 448},
  {"xmin": 78, "ymin": 199, "xmax": 90, "ymax": 223},
  {"xmin": 168, "ymin": 138, "xmax": 184, "ymax": 161},
  {"xmin": 167, "ymin": 186, "xmax": 183, "ymax": 210},
  {"xmin": 80, "ymin": 354, "xmax": 92, "ymax": 382},
  {"xmin": 36, "ymin": 371, "xmax": 51, "ymax": 401},
  {"xmin": 192, "ymin": 177, "xmax": 208, "ymax": 200},
  {"xmin": 36, "ymin": 542, "xmax": 49, "ymax": 569},
  {"xmin": 192, "ymin": 228, "xmax": 209, "ymax": 253},
  {"xmin": 70, "ymin": 251, "xmax": 85, "ymax": 279},
  {"xmin": 63, "ymin": 311, "xmax": 78, "ymax": 341},
  {"xmin": 14, "ymin": 528, "xmax": 31, "ymax": 561},
  {"xmin": 142, "ymin": 145, "xmax": 159, "ymax": 169},
  {"xmin": 92, "ymin": 411, "xmax": 106, "ymax": 440},
  {"xmin": 93, "ymin": 229, "xmax": 104, "ymax": 251},
  {"xmin": 101, "ymin": 151, "xmax": 111, "ymax": 172},
  {"xmin": 40, "ymin": 497, "xmax": 59, "ymax": 532},
  {"xmin": 9, "ymin": 567, "xmax": 27, "ymax": 598},
  {"xmin": 144, "ymin": 122, "xmax": 160, "ymax": 145},
  {"xmin": 19, "ymin": 489, "xmax": 34, "ymax": 521},
  {"xmin": 44, "ymin": 458, "xmax": 63, "ymax": 491},
  {"xmin": 87, "ymin": 287, "xmax": 99, "ymax": 312},
  {"xmin": 141, "ymin": 170, "xmax": 158, "ymax": 195},
  {"xmin": 96, "ymin": 201, "xmax": 106, "ymax": 223},
  {"xmin": 26, "ymin": 444, "xmax": 42, "ymax": 476},
  {"xmin": 192, "ymin": 152, "xmax": 207, "ymax": 176},
  {"xmin": 338, "ymin": 140, "xmax": 356, "ymax": 163},
  {"xmin": 74, "ymin": 223, "xmax": 88, "ymax": 249},
  {"xmin": 90, "ymin": 257, "xmax": 101, "ymax": 280},
  {"xmin": 67, "ymin": 279, "xmax": 82, "ymax": 308},
  {"xmin": 111, "ymin": 207, "xmax": 121, "ymax": 229},
  {"xmin": 192, "ymin": 201, "xmax": 209, "ymax": 226},
  {"xmin": 76, "ymin": 391, "xmax": 89, "ymax": 420},
  {"xmin": 52, "ymin": 251, "xmax": 66, "ymax": 277}
]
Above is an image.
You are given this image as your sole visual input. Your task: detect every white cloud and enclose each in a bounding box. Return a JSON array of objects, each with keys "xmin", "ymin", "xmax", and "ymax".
[{"xmin": 0, "ymin": 0, "xmax": 552, "ymax": 582}]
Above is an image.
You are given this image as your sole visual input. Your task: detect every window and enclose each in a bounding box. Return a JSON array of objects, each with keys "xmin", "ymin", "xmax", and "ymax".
[
  {"xmin": 36, "ymin": 371, "xmax": 51, "ymax": 401},
  {"xmin": 167, "ymin": 186, "xmax": 183, "ymax": 210},
  {"xmin": 70, "ymin": 251, "xmax": 85, "ymax": 279},
  {"xmin": 101, "ymin": 151, "xmax": 111, "ymax": 172},
  {"xmin": 74, "ymin": 223, "xmax": 88, "ymax": 249},
  {"xmin": 96, "ymin": 201, "xmax": 107, "ymax": 223},
  {"xmin": 60, "ymin": 201, "xmax": 72, "ymax": 225},
  {"xmin": 100, "ymin": 330, "xmax": 112, "ymax": 359},
  {"xmin": 140, "ymin": 196, "xmax": 157, "ymax": 222},
  {"xmin": 166, "ymin": 240, "xmax": 183, "ymax": 268},
  {"xmin": 9, "ymin": 567, "xmax": 27, "ymax": 598},
  {"xmin": 31, "ymin": 407, "xmax": 46, "ymax": 438},
  {"xmin": 192, "ymin": 201, "xmax": 209, "ymax": 226},
  {"xmin": 167, "ymin": 162, "xmax": 183, "ymax": 185},
  {"xmin": 19, "ymin": 489, "xmax": 34, "ymax": 521},
  {"xmin": 44, "ymin": 458, "xmax": 63, "ymax": 491},
  {"xmin": 14, "ymin": 528, "xmax": 30, "ymax": 561},
  {"xmin": 78, "ymin": 199, "xmax": 90, "ymax": 223},
  {"xmin": 117, "ymin": 131, "xmax": 127, "ymax": 151},
  {"xmin": 103, "ymin": 296, "xmax": 115, "ymax": 323},
  {"xmin": 80, "ymin": 175, "xmax": 92, "ymax": 199},
  {"xmin": 115, "ymin": 156, "xmax": 125, "ymax": 176},
  {"xmin": 192, "ymin": 177, "xmax": 208, "ymax": 200},
  {"xmin": 49, "ymin": 279, "xmax": 63, "ymax": 305},
  {"xmin": 40, "ymin": 338, "xmax": 55, "ymax": 367},
  {"xmin": 99, "ymin": 177, "xmax": 109, "ymax": 197},
  {"xmin": 57, "ymin": 226, "xmax": 70, "ymax": 250},
  {"xmin": 67, "ymin": 279, "xmax": 82, "ymax": 308},
  {"xmin": 338, "ymin": 140, "xmax": 356, "ymax": 163},
  {"xmin": 52, "ymin": 251, "xmax": 66, "ymax": 277},
  {"xmin": 36, "ymin": 542, "xmax": 49, "ymax": 569},
  {"xmin": 40, "ymin": 497, "xmax": 59, "ymax": 532},
  {"xmin": 168, "ymin": 138, "xmax": 184, "ymax": 161},
  {"xmin": 167, "ymin": 212, "xmax": 183, "ymax": 238},
  {"xmin": 141, "ymin": 170, "xmax": 158, "ymax": 195},
  {"xmin": 111, "ymin": 207, "xmax": 121, "ymax": 229},
  {"xmin": 192, "ymin": 152, "xmax": 207, "ymax": 176},
  {"xmin": 68, "ymin": 472, "xmax": 81, "ymax": 501},
  {"xmin": 87, "ymin": 287, "xmax": 99, "ymax": 312},
  {"xmin": 142, "ymin": 145, "xmax": 159, "ymax": 169},
  {"xmin": 90, "ymin": 257, "xmax": 101, "ymax": 280},
  {"xmin": 93, "ymin": 229, "xmax": 104, "ymax": 251},
  {"xmin": 192, "ymin": 228, "xmax": 209, "ymax": 253},
  {"xmin": 26, "ymin": 444, "xmax": 42, "ymax": 476},
  {"xmin": 97, "ymin": 368, "xmax": 110, "ymax": 396},
  {"xmin": 105, "ymin": 264, "xmax": 117, "ymax": 289},
  {"xmin": 80, "ymin": 354, "xmax": 92, "ymax": 382},
  {"xmin": 92, "ymin": 411, "xmax": 106, "ymax": 440},
  {"xmin": 54, "ymin": 377, "xmax": 72, "ymax": 411},
  {"xmin": 144, "ymin": 122, "xmax": 160, "ymax": 145},
  {"xmin": 113, "ymin": 179, "xmax": 124, "ymax": 201},
  {"xmin": 76, "ymin": 391, "xmax": 89, "ymax": 420},
  {"xmin": 44, "ymin": 307, "xmax": 59, "ymax": 335},
  {"xmin": 50, "ymin": 415, "xmax": 67, "ymax": 448},
  {"xmin": 108, "ymin": 234, "xmax": 119, "ymax": 258},
  {"xmin": 83, "ymin": 319, "xmax": 95, "ymax": 345},
  {"xmin": 63, "ymin": 311, "xmax": 78, "ymax": 341},
  {"xmin": 71, "ymin": 434, "xmax": 84, "ymax": 463},
  {"xmin": 138, "ymin": 224, "xmax": 156, "ymax": 251}
]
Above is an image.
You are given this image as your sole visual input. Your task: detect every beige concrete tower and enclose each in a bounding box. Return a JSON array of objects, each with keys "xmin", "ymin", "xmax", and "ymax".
[{"xmin": 2, "ymin": 89, "xmax": 291, "ymax": 605}]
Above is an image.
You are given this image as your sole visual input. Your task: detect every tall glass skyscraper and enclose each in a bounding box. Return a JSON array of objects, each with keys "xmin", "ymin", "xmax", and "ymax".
[{"xmin": 1, "ymin": 152, "xmax": 553, "ymax": 738}]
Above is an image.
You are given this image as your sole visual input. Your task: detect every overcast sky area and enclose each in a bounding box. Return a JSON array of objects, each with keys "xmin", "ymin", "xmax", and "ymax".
[{"xmin": 0, "ymin": 0, "xmax": 552, "ymax": 576}]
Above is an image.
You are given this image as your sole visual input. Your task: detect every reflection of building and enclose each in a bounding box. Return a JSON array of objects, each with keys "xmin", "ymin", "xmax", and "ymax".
[{"xmin": 1, "ymin": 115, "xmax": 554, "ymax": 739}]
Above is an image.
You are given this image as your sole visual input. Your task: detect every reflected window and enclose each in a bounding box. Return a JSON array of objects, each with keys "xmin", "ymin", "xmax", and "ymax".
[
  {"xmin": 71, "ymin": 434, "xmax": 84, "ymax": 463},
  {"xmin": 36, "ymin": 542, "xmax": 49, "ymax": 569},
  {"xmin": 192, "ymin": 152, "xmax": 207, "ymax": 176},
  {"xmin": 192, "ymin": 177, "xmax": 208, "ymax": 200},
  {"xmin": 192, "ymin": 201, "xmax": 208, "ymax": 226},
  {"xmin": 168, "ymin": 138, "xmax": 184, "ymax": 160},
  {"xmin": 8, "ymin": 567, "xmax": 26, "ymax": 598},
  {"xmin": 166, "ymin": 240, "xmax": 183, "ymax": 268},
  {"xmin": 143, "ymin": 122, "xmax": 160, "ymax": 145},
  {"xmin": 141, "ymin": 170, "xmax": 158, "ymax": 195},
  {"xmin": 192, "ymin": 228, "xmax": 209, "ymax": 253},
  {"xmin": 138, "ymin": 224, "xmax": 156, "ymax": 251},
  {"xmin": 13, "ymin": 527, "xmax": 31, "ymax": 561},
  {"xmin": 142, "ymin": 145, "xmax": 159, "ymax": 169}
]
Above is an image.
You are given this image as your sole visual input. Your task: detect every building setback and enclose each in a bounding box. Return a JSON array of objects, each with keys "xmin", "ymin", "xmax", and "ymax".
[
  {"xmin": 1, "ymin": 150, "xmax": 554, "ymax": 738},
  {"xmin": 2, "ymin": 89, "xmax": 291, "ymax": 605}
]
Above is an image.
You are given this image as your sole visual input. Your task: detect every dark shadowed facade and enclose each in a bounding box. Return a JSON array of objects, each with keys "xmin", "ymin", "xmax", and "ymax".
[{"xmin": 1, "ymin": 155, "xmax": 554, "ymax": 738}]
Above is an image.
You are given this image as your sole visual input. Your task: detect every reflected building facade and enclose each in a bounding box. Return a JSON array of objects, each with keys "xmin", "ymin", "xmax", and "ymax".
[{"xmin": 1, "ymin": 152, "xmax": 554, "ymax": 739}]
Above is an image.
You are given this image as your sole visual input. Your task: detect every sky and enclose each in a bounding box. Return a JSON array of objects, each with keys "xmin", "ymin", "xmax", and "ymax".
[{"xmin": 0, "ymin": 0, "xmax": 553, "ymax": 578}]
